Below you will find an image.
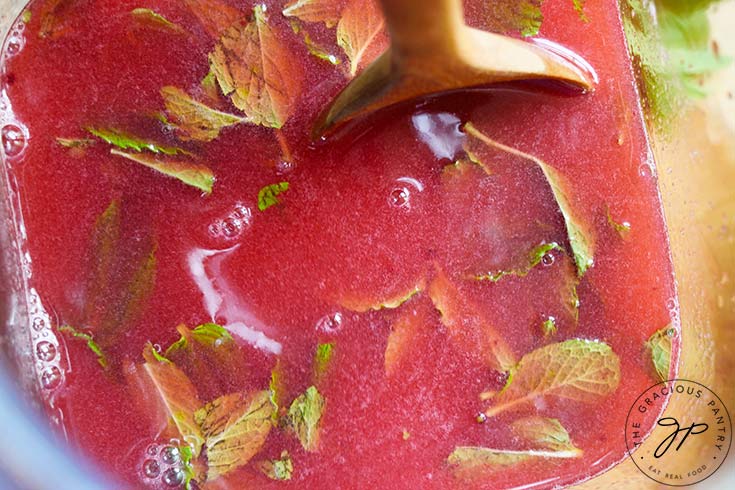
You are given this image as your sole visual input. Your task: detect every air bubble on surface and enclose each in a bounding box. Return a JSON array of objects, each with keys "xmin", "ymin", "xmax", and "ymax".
[
  {"xmin": 161, "ymin": 446, "xmax": 180, "ymax": 465},
  {"xmin": 276, "ymin": 160, "xmax": 295, "ymax": 175},
  {"xmin": 162, "ymin": 468, "xmax": 185, "ymax": 487},
  {"xmin": 36, "ymin": 341, "xmax": 57, "ymax": 362},
  {"xmin": 316, "ymin": 312, "xmax": 344, "ymax": 334},
  {"xmin": 1, "ymin": 123, "xmax": 28, "ymax": 158},
  {"xmin": 541, "ymin": 251, "xmax": 555, "ymax": 266},
  {"xmin": 4, "ymin": 35, "xmax": 24, "ymax": 57},
  {"xmin": 208, "ymin": 203, "xmax": 252, "ymax": 241},
  {"xmin": 388, "ymin": 186, "xmax": 411, "ymax": 209},
  {"xmin": 142, "ymin": 459, "xmax": 161, "ymax": 479},
  {"xmin": 40, "ymin": 366, "xmax": 63, "ymax": 390}
]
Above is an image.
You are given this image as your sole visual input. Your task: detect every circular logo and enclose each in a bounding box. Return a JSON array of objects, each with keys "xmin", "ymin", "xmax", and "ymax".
[{"xmin": 625, "ymin": 379, "xmax": 732, "ymax": 486}]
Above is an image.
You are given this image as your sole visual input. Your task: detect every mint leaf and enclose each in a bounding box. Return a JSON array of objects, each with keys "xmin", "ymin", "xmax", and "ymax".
[
  {"xmin": 606, "ymin": 206, "xmax": 632, "ymax": 239},
  {"xmin": 87, "ymin": 127, "xmax": 188, "ymax": 155},
  {"xmin": 258, "ymin": 451, "xmax": 294, "ymax": 481},
  {"xmin": 161, "ymin": 86, "xmax": 247, "ymax": 142},
  {"xmin": 258, "ymin": 182, "xmax": 290, "ymax": 211},
  {"xmin": 484, "ymin": 339, "xmax": 620, "ymax": 418},
  {"xmin": 131, "ymin": 8, "xmax": 186, "ymax": 34},
  {"xmin": 287, "ymin": 386, "xmax": 325, "ymax": 452},
  {"xmin": 209, "ymin": 5, "xmax": 303, "ymax": 128},
  {"xmin": 486, "ymin": 1, "xmax": 543, "ymax": 37},
  {"xmin": 572, "ymin": 0, "xmax": 588, "ymax": 22},
  {"xmin": 166, "ymin": 323, "xmax": 234, "ymax": 357},
  {"xmin": 646, "ymin": 325, "xmax": 674, "ymax": 381},
  {"xmin": 290, "ymin": 21, "xmax": 342, "ymax": 65},
  {"xmin": 510, "ymin": 416, "xmax": 583, "ymax": 454},
  {"xmin": 448, "ymin": 445, "xmax": 582, "ymax": 477},
  {"xmin": 429, "ymin": 267, "xmax": 516, "ymax": 372},
  {"xmin": 336, "ymin": 0, "xmax": 387, "ymax": 76},
  {"xmin": 339, "ymin": 281, "xmax": 423, "ymax": 313},
  {"xmin": 56, "ymin": 137, "xmax": 96, "ymax": 148},
  {"xmin": 195, "ymin": 391, "xmax": 274, "ymax": 481},
  {"xmin": 313, "ymin": 343, "xmax": 335, "ymax": 381},
  {"xmin": 142, "ymin": 343, "xmax": 205, "ymax": 455},
  {"xmin": 540, "ymin": 316, "xmax": 557, "ymax": 337},
  {"xmin": 384, "ymin": 303, "xmax": 431, "ymax": 376},
  {"xmin": 464, "ymin": 123, "xmax": 594, "ymax": 277},
  {"xmin": 59, "ymin": 325, "xmax": 108, "ymax": 368},
  {"xmin": 83, "ymin": 201, "xmax": 158, "ymax": 352},
  {"xmin": 283, "ymin": 0, "xmax": 342, "ymax": 28},
  {"xmin": 475, "ymin": 242, "xmax": 562, "ymax": 282},
  {"xmin": 110, "ymin": 149, "xmax": 215, "ymax": 194}
]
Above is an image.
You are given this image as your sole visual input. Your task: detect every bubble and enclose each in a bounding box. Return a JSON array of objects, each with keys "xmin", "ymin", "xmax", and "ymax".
[
  {"xmin": 541, "ymin": 252, "xmax": 555, "ymax": 266},
  {"xmin": 666, "ymin": 327, "xmax": 678, "ymax": 338},
  {"xmin": 2, "ymin": 124, "xmax": 28, "ymax": 158},
  {"xmin": 142, "ymin": 459, "xmax": 161, "ymax": 479},
  {"xmin": 36, "ymin": 341, "xmax": 57, "ymax": 362},
  {"xmin": 162, "ymin": 468, "xmax": 185, "ymax": 487},
  {"xmin": 316, "ymin": 312, "xmax": 343, "ymax": 334},
  {"xmin": 40, "ymin": 366, "xmax": 62, "ymax": 390},
  {"xmin": 160, "ymin": 445, "xmax": 180, "ymax": 465},
  {"xmin": 276, "ymin": 160, "xmax": 295, "ymax": 175},
  {"xmin": 638, "ymin": 163, "xmax": 653, "ymax": 178},
  {"xmin": 476, "ymin": 413, "xmax": 487, "ymax": 424},
  {"xmin": 389, "ymin": 187, "xmax": 411, "ymax": 209},
  {"xmin": 208, "ymin": 204, "xmax": 252, "ymax": 241},
  {"xmin": 32, "ymin": 317, "xmax": 47, "ymax": 332},
  {"xmin": 146, "ymin": 444, "xmax": 160, "ymax": 457},
  {"xmin": 5, "ymin": 36, "xmax": 24, "ymax": 56}
]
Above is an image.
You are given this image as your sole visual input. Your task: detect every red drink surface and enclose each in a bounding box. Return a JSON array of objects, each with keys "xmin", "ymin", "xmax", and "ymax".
[{"xmin": 1, "ymin": 1, "xmax": 679, "ymax": 489}]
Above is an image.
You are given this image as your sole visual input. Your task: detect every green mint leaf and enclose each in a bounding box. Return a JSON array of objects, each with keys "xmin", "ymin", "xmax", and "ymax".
[
  {"xmin": 209, "ymin": 5, "xmax": 304, "ymax": 128},
  {"xmin": 313, "ymin": 343, "xmax": 335, "ymax": 381},
  {"xmin": 287, "ymin": 386, "xmax": 325, "ymax": 452},
  {"xmin": 429, "ymin": 267, "xmax": 516, "ymax": 372},
  {"xmin": 56, "ymin": 137, "xmax": 96, "ymax": 148},
  {"xmin": 336, "ymin": 0, "xmax": 387, "ymax": 76},
  {"xmin": 269, "ymin": 361, "xmax": 287, "ymax": 417},
  {"xmin": 161, "ymin": 86, "xmax": 247, "ymax": 142},
  {"xmin": 258, "ymin": 451, "xmax": 294, "ymax": 481},
  {"xmin": 142, "ymin": 343, "xmax": 205, "ymax": 455},
  {"xmin": 166, "ymin": 323, "xmax": 234, "ymax": 357},
  {"xmin": 131, "ymin": 8, "xmax": 186, "ymax": 34},
  {"xmin": 194, "ymin": 391, "xmax": 274, "ymax": 481},
  {"xmin": 486, "ymin": 1, "xmax": 543, "ymax": 37},
  {"xmin": 510, "ymin": 416, "xmax": 583, "ymax": 454},
  {"xmin": 290, "ymin": 21, "xmax": 342, "ymax": 65},
  {"xmin": 59, "ymin": 325, "xmax": 108, "ymax": 368},
  {"xmin": 339, "ymin": 280, "xmax": 423, "ymax": 313},
  {"xmin": 447, "ymin": 445, "xmax": 582, "ymax": 477},
  {"xmin": 87, "ymin": 127, "xmax": 188, "ymax": 155},
  {"xmin": 646, "ymin": 325, "xmax": 675, "ymax": 381},
  {"xmin": 110, "ymin": 149, "xmax": 215, "ymax": 194},
  {"xmin": 465, "ymin": 123, "xmax": 594, "ymax": 277},
  {"xmin": 283, "ymin": 0, "xmax": 342, "ymax": 27},
  {"xmin": 606, "ymin": 206, "xmax": 632, "ymax": 239},
  {"xmin": 572, "ymin": 0, "xmax": 588, "ymax": 22},
  {"xmin": 258, "ymin": 182, "xmax": 290, "ymax": 211},
  {"xmin": 484, "ymin": 339, "xmax": 620, "ymax": 418},
  {"xmin": 475, "ymin": 242, "xmax": 562, "ymax": 282},
  {"xmin": 540, "ymin": 316, "xmax": 557, "ymax": 337},
  {"xmin": 384, "ymin": 302, "xmax": 431, "ymax": 376},
  {"xmin": 83, "ymin": 201, "xmax": 158, "ymax": 353},
  {"xmin": 622, "ymin": 0, "xmax": 731, "ymax": 124}
]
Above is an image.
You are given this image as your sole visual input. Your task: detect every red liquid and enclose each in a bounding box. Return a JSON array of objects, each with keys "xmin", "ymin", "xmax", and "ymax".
[{"xmin": 1, "ymin": 1, "xmax": 679, "ymax": 489}]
